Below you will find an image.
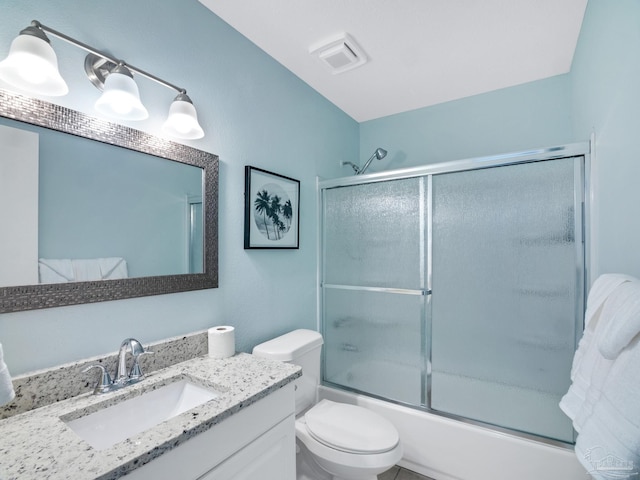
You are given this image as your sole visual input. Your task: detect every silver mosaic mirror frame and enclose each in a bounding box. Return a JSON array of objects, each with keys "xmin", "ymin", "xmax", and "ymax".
[{"xmin": 0, "ymin": 90, "xmax": 218, "ymax": 313}]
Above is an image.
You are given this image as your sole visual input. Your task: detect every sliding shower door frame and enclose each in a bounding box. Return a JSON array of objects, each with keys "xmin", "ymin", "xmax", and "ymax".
[{"xmin": 318, "ymin": 141, "xmax": 591, "ymax": 448}]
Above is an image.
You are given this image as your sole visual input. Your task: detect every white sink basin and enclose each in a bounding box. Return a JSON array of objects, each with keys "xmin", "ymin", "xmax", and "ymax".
[{"xmin": 63, "ymin": 378, "xmax": 219, "ymax": 450}]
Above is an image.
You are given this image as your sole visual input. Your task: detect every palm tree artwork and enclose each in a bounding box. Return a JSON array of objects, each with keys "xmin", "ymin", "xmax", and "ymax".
[{"xmin": 253, "ymin": 183, "xmax": 292, "ymax": 241}]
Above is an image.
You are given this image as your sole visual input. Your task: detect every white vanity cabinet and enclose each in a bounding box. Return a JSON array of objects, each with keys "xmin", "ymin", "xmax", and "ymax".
[{"xmin": 123, "ymin": 383, "xmax": 296, "ymax": 480}]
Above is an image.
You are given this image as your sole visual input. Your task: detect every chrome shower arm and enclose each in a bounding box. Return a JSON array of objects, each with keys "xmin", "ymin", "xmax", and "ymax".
[
  {"xmin": 341, "ymin": 161, "xmax": 362, "ymax": 174},
  {"xmin": 358, "ymin": 151, "xmax": 378, "ymax": 175}
]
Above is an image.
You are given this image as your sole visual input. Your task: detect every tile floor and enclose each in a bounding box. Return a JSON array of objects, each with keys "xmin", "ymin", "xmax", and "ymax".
[{"xmin": 379, "ymin": 465, "xmax": 435, "ymax": 480}]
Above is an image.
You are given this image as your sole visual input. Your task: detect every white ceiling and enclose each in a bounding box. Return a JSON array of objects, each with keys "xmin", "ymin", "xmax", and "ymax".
[{"xmin": 199, "ymin": 0, "xmax": 588, "ymax": 122}]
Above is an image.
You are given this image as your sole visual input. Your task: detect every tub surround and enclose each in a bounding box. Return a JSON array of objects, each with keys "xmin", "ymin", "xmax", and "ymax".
[
  {"xmin": 0, "ymin": 330, "xmax": 209, "ymax": 419},
  {"xmin": 0, "ymin": 352, "xmax": 300, "ymax": 480}
]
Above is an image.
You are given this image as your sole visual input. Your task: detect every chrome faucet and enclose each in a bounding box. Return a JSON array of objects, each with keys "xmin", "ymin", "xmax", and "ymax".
[
  {"xmin": 114, "ymin": 338, "xmax": 145, "ymax": 385},
  {"xmin": 83, "ymin": 337, "xmax": 152, "ymax": 394}
]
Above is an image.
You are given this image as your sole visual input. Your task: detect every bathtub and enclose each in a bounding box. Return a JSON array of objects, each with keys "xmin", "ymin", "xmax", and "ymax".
[{"xmin": 318, "ymin": 385, "xmax": 589, "ymax": 480}]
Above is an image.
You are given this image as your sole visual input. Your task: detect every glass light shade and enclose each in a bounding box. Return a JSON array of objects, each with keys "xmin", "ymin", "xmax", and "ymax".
[
  {"xmin": 0, "ymin": 33, "xmax": 68, "ymax": 96},
  {"xmin": 162, "ymin": 96, "xmax": 205, "ymax": 139},
  {"xmin": 94, "ymin": 70, "xmax": 148, "ymax": 121}
]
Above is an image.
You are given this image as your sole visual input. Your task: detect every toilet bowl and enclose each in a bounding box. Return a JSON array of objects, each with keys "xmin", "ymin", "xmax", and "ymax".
[
  {"xmin": 252, "ymin": 329, "xmax": 403, "ymax": 480},
  {"xmin": 296, "ymin": 399, "xmax": 402, "ymax": 480}
]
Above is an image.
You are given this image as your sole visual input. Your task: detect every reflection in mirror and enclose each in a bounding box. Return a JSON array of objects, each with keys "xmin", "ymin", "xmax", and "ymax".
[
  {"xmin": 0, "ymin": 90, "xmax": 218, "ymax": 313},
  {"xmin": 0, "ymin": 119, "xmax": 204, "ymax": 286}
]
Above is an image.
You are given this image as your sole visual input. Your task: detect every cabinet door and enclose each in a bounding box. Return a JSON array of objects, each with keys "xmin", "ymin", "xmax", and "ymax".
[{"xmin": 198, "ymin": 415, "xmax": 295, "ymax": 480}]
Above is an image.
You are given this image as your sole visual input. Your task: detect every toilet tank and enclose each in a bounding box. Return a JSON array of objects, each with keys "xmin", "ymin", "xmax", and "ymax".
[{"xmin": 252, "ymin": 329, "xmax": 323, "ymax": 415}]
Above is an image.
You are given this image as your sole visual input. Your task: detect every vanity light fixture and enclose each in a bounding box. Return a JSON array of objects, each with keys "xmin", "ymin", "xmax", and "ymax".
[
  {"xmin": 0, "ymin": 20, "xmax": 205, "ymax": 139},
  {"xmin": 162, "ymin": 93, "xmax": 205, "ymax": 140},
  {"xmin": 94, "ymin": 62, "xmax": 149, "ymax": 121}
]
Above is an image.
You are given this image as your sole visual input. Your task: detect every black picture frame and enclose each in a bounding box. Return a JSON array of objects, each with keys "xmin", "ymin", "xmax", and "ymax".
[{"xmin": 244, "ymin": 166, "xmax": 300, "ymax": 249}]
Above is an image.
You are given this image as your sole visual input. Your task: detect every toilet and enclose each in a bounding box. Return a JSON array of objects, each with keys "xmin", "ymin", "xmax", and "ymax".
[{"xmin": 252, "ymin": 329, "xmax": 403, "ymax": 480}]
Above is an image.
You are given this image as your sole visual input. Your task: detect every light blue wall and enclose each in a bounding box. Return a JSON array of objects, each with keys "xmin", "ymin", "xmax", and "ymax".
[
  {"xmin": 3, "ymin": 0, "xmax": 639, "ymax": 376},
  {"xmin": 570, "ymin": 0, "xmax": 640, "ymax": 279},
  {"xmin": 0, "ymin": 0, "xmax": 357, "ymax": 374},
  {"xmin": 361, "ymin": 0, "xmax": 640, "ymax": 283},
  {"xmin": 359, "ymin": 75, "xmax": 573, "ymax": 172}
]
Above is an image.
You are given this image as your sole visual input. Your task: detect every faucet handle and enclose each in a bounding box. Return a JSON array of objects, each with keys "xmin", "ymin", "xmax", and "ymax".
[
  {"xmin": 129, "ymin": 350, "xmax": 153, "ymax": 381},
  {"xmin": 82, "ymin": 364, "xmax": 113, "ymax": 394}
]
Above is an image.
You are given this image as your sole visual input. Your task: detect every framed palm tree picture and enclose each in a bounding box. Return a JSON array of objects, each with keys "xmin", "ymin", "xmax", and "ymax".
[{"xmin": 244, "ymin": 166, "xmax": 300, "ymax": 249}]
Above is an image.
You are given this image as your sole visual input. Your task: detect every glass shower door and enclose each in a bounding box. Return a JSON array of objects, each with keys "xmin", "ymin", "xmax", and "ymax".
[
  {"xmin": 188, "ymin": 198, "xmax": 203, "ymax": 273},
  {"xmin": 430, "ymin": 157, "xmax": 584, "ymax": 442},
  {"xmin": 322, "ymin": 178, "xmax": 427, "ymax": 406}
]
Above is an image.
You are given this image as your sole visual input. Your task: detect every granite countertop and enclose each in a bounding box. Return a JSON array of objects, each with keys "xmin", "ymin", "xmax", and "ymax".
[{"xmin": 0, "ymin": 353, "xmax": 300, "ymax": 480}]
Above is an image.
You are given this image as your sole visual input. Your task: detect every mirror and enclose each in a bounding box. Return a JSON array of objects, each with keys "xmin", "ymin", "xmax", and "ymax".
[{"xmin": 0, "ymin": 89, "xmax": 218, "ymax": 313}]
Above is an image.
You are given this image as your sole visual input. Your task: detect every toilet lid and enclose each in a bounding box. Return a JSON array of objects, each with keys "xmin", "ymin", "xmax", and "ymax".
[{"xmin": 304, "ymin": 400, "xmax": 399, "ymax": 454}]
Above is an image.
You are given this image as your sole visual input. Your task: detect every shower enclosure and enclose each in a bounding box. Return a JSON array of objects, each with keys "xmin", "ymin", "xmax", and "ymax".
[{"xmin": 319, "ymin": 144, "xmax": 588, "ymax": 444}]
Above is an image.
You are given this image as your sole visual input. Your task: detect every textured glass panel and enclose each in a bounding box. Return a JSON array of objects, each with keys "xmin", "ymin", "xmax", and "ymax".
[
  {"xmin": 323, "ymin": 288, "xmax": 424, "ymax": 405},
  {"xmin": 189, "ymin": 202, "xmax": 203, "ymax": 273},
  {"xmin": 323, "ymin": 178, "xmax": 423, "ymax": 289},
  {"xmin": 430, "ymin": 158, "xmax": 581, "ymax": 443}
]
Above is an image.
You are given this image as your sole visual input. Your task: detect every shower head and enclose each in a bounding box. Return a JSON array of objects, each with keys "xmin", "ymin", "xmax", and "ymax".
[
  {"xmin": 374, "ymin": 148, "xmax": 387, "ymax": 160},
  {"xmin": 357, "ymin": 147, "xmax": 387, "ymax": 175},
  {"xmin": 341, "ymin": 147, "xmax": 388, "ymax": 175}
]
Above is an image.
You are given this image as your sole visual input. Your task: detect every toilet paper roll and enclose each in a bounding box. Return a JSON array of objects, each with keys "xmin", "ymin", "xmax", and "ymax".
[{"xmin": 208, "ymin": 326, "xmax": 235, "ymax": 359}]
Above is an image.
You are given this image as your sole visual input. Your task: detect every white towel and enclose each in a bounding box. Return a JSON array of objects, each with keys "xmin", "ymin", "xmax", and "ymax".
[
  {"xmin": 562, "ymin": 293, "xmax": 618, "ymax": 431},
  {"xmin": 38, "ymin": 257, "xmax": 128, "ymax": 283},
  {"xmin": 97, "ymin": 257, "xmax": 128, "ymax": 280},
  {"xmin": 574, "ymin": 283, "xmax": 640, "ymax": 430},
  {"xmin": 571, "ymin": 274, "xmax": 636, "ymax": 378},
  {"xmin": 598, "ymin": 281, "xmax": 640, "ymax": 360},
  {"xmin": 585, "ymin": 274, "xmax": 637, "ymax": 328},
  {"xmin": 38, "ymin": 258, "xmax": 75, "ymax": 283},
  {"xmin": 559, "ymin": 275, "xmax": 636, "ymax": 425},
  {"xmin": 574, "ymin": 333, "xmax": 640, "ymax": 478},
  {"xmin": 70, "ymin": 258, "xmax": 102, "ymax": 281},
  {"xmin": 0, "ymin": 343, "xmax": 15, "ymax": 406}
]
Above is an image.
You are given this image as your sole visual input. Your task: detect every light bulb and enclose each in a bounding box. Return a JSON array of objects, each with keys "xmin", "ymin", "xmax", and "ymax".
[
  {"xmin": 94, "ymin": 65, "xmax": 148, "ymax": 121},
  {"xmin": 0, "ymin": 28, "xmax": 68, "ymax": 96},
  {"xmin": 163, "ymin": 93, "xmax": 204, "ymax": 140}
]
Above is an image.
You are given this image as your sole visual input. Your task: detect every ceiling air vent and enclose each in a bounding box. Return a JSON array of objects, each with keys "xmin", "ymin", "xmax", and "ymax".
[{"xmin": 309, "ymin": 34, "xmax": 368, "ymax": 74}]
